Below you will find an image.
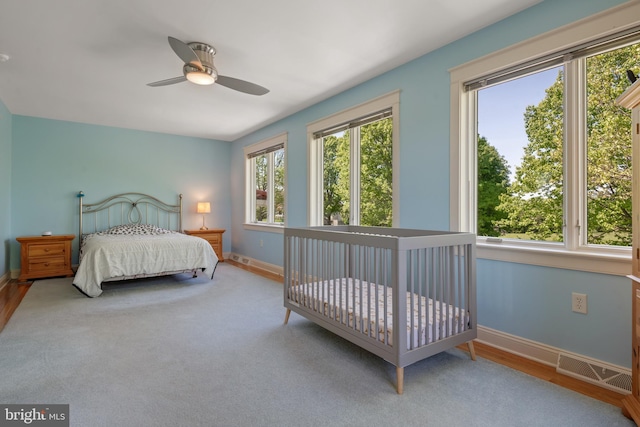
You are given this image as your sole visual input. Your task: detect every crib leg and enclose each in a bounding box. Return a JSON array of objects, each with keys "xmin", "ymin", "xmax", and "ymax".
[
  {"xmin": 467, "ymin": 341, "xmax": 477, "ymax": 361},
  {"xmin": 396, "ymin": 367, "xmax": 404, "ymax": 395},
  {"xmin": 284, "ymin": 308, "xmax": 291, "ymax": 325}
]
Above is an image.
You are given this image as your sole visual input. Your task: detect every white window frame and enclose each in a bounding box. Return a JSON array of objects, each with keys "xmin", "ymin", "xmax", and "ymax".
[
  {"xmin": 244, "ymin": 132, "xmax": 287, "ymax": 233},
  {"xmin": 449, "ymin": 2, "xmax": 640, "ymax": 276},
  {"xmin": 307, "ymin": 91, "xmax": 400, "ymax": 227}
]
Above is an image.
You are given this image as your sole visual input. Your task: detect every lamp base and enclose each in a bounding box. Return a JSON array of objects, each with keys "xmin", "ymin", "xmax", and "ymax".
[{"xmin": 200, "ymin": 214, "xmax": 208, "ymax": 231}]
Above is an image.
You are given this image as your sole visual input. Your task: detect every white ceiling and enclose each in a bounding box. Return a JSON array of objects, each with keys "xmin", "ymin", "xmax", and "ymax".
[{"xmin": 0, "ymin": 0, "xmax": 540, "ymax": 141}]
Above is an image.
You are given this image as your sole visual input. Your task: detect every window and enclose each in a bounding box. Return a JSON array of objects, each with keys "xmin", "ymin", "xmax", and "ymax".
[
  {"xmin": 450, "ymin": 5, "xmax": 640, "ymax": 275},
  {"xmin": 307, "ymin": 92, "xmax": 399, "ymax": 227},
  {"xmin": 476, "ymin": 66, "xmax": 565, "ymax": 242},
  {"xmin": 244, "ymin": 133, "xmax": 286, "ymax": 230}
]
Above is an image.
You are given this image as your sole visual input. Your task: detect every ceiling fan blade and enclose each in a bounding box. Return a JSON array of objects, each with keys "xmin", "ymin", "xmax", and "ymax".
[
  {"xmin": 147, "ymin": 76, "xmax": 187, "ymax": 87},
  {"xmin": 168, "ymin": 36, "xmax": 203, "ymax": 70},
  {"xmin": 216, "ymin": 75, "xmax": 270, "ymax": 96}
]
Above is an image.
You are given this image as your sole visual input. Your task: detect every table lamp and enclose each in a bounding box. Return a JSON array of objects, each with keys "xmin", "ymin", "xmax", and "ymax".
[{"xmin": 197, "ymin": 202, "xmax": 211, "ymax": 230}]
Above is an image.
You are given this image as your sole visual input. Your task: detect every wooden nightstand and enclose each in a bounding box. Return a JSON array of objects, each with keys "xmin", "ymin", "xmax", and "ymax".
[
  {"xmin": 16, "ymin": 234, "xmax": 75, "ymax": 282},
  {"xmin": 184, "ymin": 229, "xmax": 225, "ymax": 262}
]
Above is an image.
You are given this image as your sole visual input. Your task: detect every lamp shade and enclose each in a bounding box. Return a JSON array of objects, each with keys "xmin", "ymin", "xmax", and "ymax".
[{"xmin": 196, "ymin": 202, "xmax": 211, "ymax": 214}]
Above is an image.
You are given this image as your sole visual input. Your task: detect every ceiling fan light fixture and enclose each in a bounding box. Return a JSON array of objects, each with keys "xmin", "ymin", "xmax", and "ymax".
[
  {"xmin": 147, "ymin": 37, "xmax": 269, "ymax": 95},
  {"xmin": 186, "ymin": 71, "xmax": 216, "ymax": 85}
]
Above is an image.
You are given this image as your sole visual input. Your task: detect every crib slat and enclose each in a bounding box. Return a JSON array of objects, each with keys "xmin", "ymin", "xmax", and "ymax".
[
  {"xmin": 440, "ymin": 246, "xmax": 447, "ymax": 339},
  {"xmin": 396, "ymin": 246, "xmax": 408, "ymax": 355},
  {"xmin": 383, "ymin": 247, "xmax": 389, "ymax": 346},
  {"xmin": 340, "ymin": 243, "xmax": 346, "ymax": 325},
  {"xmin": 419, "ymin": 248, "xmax": 424, "ymax": 346},
  {"xmin": 364, "ymin": 245, "xmax": 369, "ymax": 339},
  {"xmin": 457, "ymin": 244, "xmax": 464, "ymax": 333},
  {"xmin": 408, "ymin": 249, "xmax": 415, "ymax": 349},
  {"xmin": 445, "ymin": 245, "xmax": 451, "ymax": 338},
  {"xmin": 358, "ymin": 246, "xmax": 363, "ymax": 336},
  {"xmin": 332, "ymin": 243, "xmax": 336, "ymax": 323},
  {"xmin": 374, "ymin": 247, "xmax": 380, "ymax": 343},
  {"xmin": 431, "ymin": 247, "xmax": 437, "ymax": 344}
]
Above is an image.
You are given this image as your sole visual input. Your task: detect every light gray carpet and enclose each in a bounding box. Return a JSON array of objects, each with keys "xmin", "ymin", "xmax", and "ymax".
[{"xmin": 0, "ymin": 263, "xmax": 634, "ymax": 427}]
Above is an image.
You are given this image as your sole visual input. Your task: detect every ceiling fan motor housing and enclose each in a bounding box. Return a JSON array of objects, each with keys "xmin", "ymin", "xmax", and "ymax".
[{"xmin": 183, "ymin": 42, "xmax": 218, "ymax": 80}]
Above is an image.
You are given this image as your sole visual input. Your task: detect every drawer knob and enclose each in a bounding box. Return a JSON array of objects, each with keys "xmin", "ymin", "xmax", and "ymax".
[
  {"xmin": 44, "ymin": 263, "xmax": 50, "ymax": 267},
  {"xmin": 44, "ymin": 248, "xmax": 50, "ymax": 252}
]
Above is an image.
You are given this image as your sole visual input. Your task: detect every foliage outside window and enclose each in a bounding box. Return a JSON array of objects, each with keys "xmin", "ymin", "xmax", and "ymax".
[
  {"xmin": 244, "ymin": 133, "xmax": 286, "ymax": 228},
  {"xmin": 476, "ymin": 135, "xmax": 510, "ymax": 237},
  {"xmin": 585, "ymin": 48, "xmax": 634, "ymax": 246},
  {"xmin": 477, "ymin": 67, "xmax": 565, "ymax": 241},
  {"xmin": 322, "ymin": 118, "xmax": 393, "ymax": 226},
  {"xmin": 307, "ymin": 92, "xmax": 399, "ymax": 227}
]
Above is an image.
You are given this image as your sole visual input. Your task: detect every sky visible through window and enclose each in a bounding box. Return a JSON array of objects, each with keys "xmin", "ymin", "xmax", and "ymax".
[{"xmin": 477, "ymin": 67, "xmax": 561, "ymax": 181}]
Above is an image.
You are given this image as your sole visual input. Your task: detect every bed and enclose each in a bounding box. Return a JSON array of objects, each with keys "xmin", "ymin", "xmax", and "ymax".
[
  {"xmin": 283, "ymin": 226, "xmax": 476, "ymax": 394},
  {"xmin": 73, "ymin": 191, "xmax": 219, "ymax": 297}
]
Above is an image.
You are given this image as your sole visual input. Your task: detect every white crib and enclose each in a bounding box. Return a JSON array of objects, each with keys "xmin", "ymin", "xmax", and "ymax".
[{"xmin": 283, "ymin": 226, "xmax": 477, "ymax": 394}]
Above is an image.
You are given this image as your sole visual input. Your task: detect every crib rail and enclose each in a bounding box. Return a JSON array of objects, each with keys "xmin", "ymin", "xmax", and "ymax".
[{"xmin": 284, "ymin": 226, "xmax": 476, "ymax": 368}]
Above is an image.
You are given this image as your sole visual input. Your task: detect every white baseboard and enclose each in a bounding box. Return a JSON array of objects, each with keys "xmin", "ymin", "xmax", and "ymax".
[
  {"xmin": 477, "ymin": 325, "xmax": 559, "ymax": 366},
  {"xmin": 226, "ymin": 252, "xmax": 283, "ymax": 279}
]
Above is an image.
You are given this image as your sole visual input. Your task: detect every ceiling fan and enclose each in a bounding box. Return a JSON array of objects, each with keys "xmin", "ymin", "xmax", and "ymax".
[{"xmin": 147, "ymin": 36, "xmax": 269, "ymax": 96}]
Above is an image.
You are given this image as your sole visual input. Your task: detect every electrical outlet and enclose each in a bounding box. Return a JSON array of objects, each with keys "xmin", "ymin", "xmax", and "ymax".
[
  {"xmin": 572, "ymin": 292, "xmax": 588, "ymax": 314},
  {"xmin": 260, "ymin": 239, "xmax": 263, "ymax": 247}
]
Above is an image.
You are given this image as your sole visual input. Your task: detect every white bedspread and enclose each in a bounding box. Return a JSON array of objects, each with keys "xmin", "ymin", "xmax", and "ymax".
[{"xmin": 73, "ymin": 233, "xmax": 218, "ymax": 297}]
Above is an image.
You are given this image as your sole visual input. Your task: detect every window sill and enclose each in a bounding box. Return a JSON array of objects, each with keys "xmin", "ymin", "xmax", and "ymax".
[
  {"xmin": 477, "ymin": 241, "xmax": 630, "ymax": 276},
  {"xmin": 243, "ymin": 223, "xmax": 284, "ymax": 234}
]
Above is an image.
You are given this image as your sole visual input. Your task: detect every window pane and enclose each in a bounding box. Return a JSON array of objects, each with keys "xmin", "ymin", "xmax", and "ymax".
[
  {"xmin": 477, "ymin": 67, "xmax": 564, "ymax": 241},
  {"xmin": 359, "ymin": 117, "xmax": 393, "ymax": 227},
  {"xmin": 585, "ymin": 43, "xmax": 637, "ymax": 246},
  {"xmin": 274, "ymin": 149, "xmax": 285, "ymax": 224},
  {"xmin": 323, "ymin": 130, "xmax": 350, "ymax": 225},
  {"xmin": 254, "ymin": 154, "xmax": 268, "ymax": 223}
]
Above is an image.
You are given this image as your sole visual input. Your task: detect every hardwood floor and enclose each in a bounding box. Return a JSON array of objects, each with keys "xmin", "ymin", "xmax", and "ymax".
[
  {"xmin": 0, "ymin": 279, "xmax": 31, "ymax": 334},
  {"xmin": 460, "ymin": 341, "xmax": 626, "ymax": 409},
  {"xmin": 0, "ymin": 263, "xmax": 628, "ymax": 412}
]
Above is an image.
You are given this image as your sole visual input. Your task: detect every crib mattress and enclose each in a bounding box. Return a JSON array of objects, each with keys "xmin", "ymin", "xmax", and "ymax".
[{"xmin": 289, "ymin": 278, "xmax": 465, "ymax": 349}]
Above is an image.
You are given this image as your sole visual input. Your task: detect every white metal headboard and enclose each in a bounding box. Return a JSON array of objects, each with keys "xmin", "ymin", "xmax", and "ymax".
[{"xmin": 77, "ymin": 191, "xmax": 183, "ymax": 236}]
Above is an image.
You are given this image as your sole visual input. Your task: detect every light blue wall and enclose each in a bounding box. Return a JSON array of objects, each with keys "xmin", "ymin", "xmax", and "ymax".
[
  {"xmin": 231, "ymin": 0, "xmax": 632, "ymax": 367},
  {"xmin": 10, "ymin": 116, "xmax": 231, "ymax": 268},
  {"xmin": 0, "ymin": 98, "xmax": 12, "ymax": 278},
  {"xmin": 477, "ymin": 260, "xmax": 629, "ymax": 362}
]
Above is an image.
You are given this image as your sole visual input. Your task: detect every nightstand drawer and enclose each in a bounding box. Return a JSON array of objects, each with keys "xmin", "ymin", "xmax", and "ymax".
[
  {"xmin": 28, "ymin": 243, "xmax": 67, "ymax": 257},
  {"xmin": 203, "ymin": 235, "xmax": 220, "ymax": 245},
  {"xmin": 28, "ymin": 256, "xmax": 67, "ymax": 273}
]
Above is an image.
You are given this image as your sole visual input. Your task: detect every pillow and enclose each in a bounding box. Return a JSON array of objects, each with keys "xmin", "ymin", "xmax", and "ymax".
[{"xmin": 104, "ymin": 224, "xmax": 174, "ymax": 235}]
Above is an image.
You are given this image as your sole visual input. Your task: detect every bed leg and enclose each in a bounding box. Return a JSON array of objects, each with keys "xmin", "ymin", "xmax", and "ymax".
[
  {"xmin": 396, "ymin": 366, "xmax": 404, "ymax": 395},
  {"xmin": 284, "ymin": 308, "xmax": 291, "ymax": 325},
  {"xmin": 467, "ymin": 341, "xmax": 477, "ymax": 361}
]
